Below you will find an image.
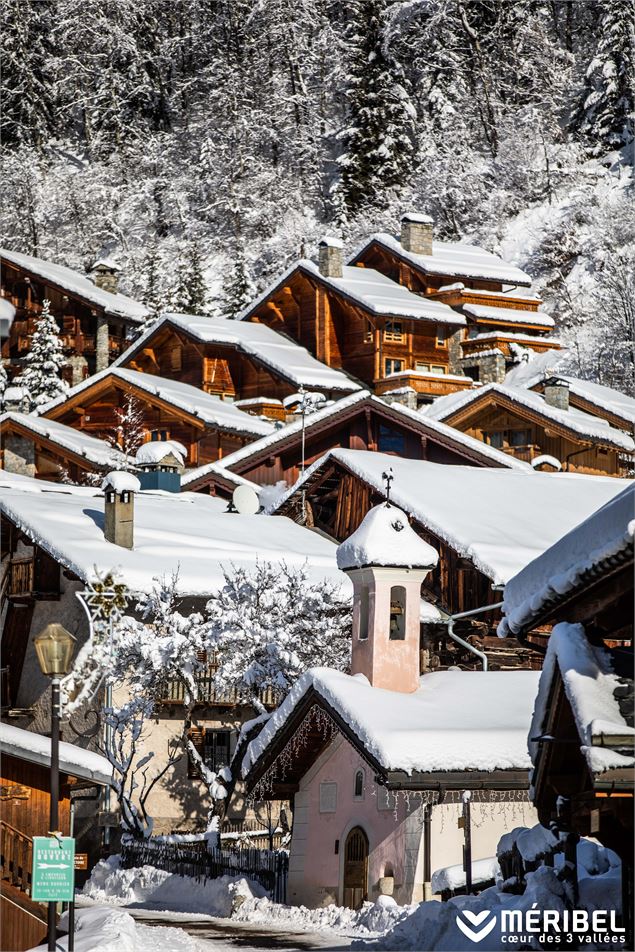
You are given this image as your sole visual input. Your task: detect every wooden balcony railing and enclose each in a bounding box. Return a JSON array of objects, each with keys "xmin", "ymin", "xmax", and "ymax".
[
  {"xmin": 0, "ymin": 821, "xmax": 34, "ymax": 896},
  {"xmin": 8, "ymin": 558, "xmax": 33, "ymax": 598},
  {"xmin": 161, "ymin": 663, "xmax": 278, "ymax": 709}
]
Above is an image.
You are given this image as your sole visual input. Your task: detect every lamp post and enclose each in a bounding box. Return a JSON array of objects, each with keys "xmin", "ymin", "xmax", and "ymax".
[{"xmin": 34, "ymin": 623, "xmax": 76, "ymax": 952}]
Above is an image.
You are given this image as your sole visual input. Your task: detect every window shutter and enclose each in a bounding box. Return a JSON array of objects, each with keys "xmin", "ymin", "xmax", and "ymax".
[{"xmin": 188, "ymin": 727, "xmax": 205, "ymax": 779}]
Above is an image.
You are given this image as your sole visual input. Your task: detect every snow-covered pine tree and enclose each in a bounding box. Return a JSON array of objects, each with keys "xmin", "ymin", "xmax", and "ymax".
[
  {"xmin": 0, "ymin": 362, "xmax": 8, "ymax": 407},
  {"xmin": 569, "ymin": 0, "xmax": 634, "ymax": 155},
  {"xmin": 206, "ymin": 561, "xmax": 352, "ymax": 712},
  {"xmin": 1, "ymin": 0, "xmax": 56, "ymax": 149},
  {"xmin": 171, "ymin": 241, "xmax": 210, "ymax": 315},
  {"xmin": 337, "ymin": 0, "xmax": 416, "ymax": 219},
  {"xmin": 107, "ymin": 393, "xmax": 146, "ymax": 458},
  {"xmin": 220, "ymin": 243, "xmax": 255, "ymax": 319},
  {"xmin": 17, "ymin": 299, "xmax": 69, "ymax": 410}
]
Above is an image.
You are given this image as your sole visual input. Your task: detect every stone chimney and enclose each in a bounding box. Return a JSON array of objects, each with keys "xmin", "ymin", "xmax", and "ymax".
[
  {"xmin": 543, "ymin": 378, "xmax": 569, "ymax": 412},
  {"xmin": 336, "ymin": 502, "xmax": 438, "ymax": 693},
  {"xmin": 90, "ymin": 258, "xmax": 120, "ymax": 294},
  {"xmin": 400, "ymin": 213, "xmax": 433, "ymax": 256},
  {"xmin": 318, "ymin": 236, "xmax": 343, "ymax": 279},
  {"xmin": 102, "ymin": 471, "xmax": 140, "ymax": 549}
]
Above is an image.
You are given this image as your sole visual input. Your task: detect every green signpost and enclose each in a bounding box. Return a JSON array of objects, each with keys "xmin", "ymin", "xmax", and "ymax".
[{"xmin": 32, "ymin": 837, "xmax": 75, "ymax": 902}]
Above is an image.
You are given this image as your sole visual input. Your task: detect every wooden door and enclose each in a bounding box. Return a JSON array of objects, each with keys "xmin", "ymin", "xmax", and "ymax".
[{"xmin": 343, "ymin": 827, "xmax": 369, "ymax": 909}]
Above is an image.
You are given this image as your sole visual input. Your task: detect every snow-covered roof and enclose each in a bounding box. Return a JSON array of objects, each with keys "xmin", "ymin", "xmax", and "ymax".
[
  {"xmin": 113, "ymin": 312, "xmax": 360, "ymax": 393},
  {"xmin": 423, "ymin": 383, "xmax": 635, "ymax": 452},
  {"xmin": 38, "ymin": 368, "xmax": 274, "ymax": 438},
  {"xmin": 242, "ymin": 667, "xmax": 540, "ymax": 779},
  {"xmin": 135, "ymin": 440, "xmax": 186, "ymax": 467},
  {"xmin": 530, "ymin": 622, "xmax": 634, "ymax": 778},
  {"xmin": 544, "ymin": 376, "xmax": 635, "ymax": 427},
  {"xmin": 182, "ymin": 392, "xmax": 527, "ymax": 488},
  {"xmin": 273, "ymin": 449, "xmax": 627, "ymax": 585},
  {"xmin": 463, "ymin": 303, "xmax": 555, "ymax": 330},
  {"xmin": 0, "ymin": 412, "xmax": 131, "ymax": 469},
  {"xmin": 0, "ymin": 721, "xmax": 112, "ymax": 785},
  {"xmin": 499, "ymin": 485, "xmax": 635, "ymax": 638},
  {"xmin": 0, "ymin": 248, "xmax": 149, "ymax": 323},
  {"xmin": 337, "ymin": 502, "xmax": 439, "ymax": 571},
  {"xmin": 504, "ymin": 349, "xmax": 567, "ymax": 388},
  {"xmin": 102, "ymin": 471, "xmax": 140, "ymax": 493},
  {"xmin": 352, "ymin": 233, "xmax": 533, "ymax": 287},
  {"xmin": 0, "ymin": 472, "xmax": 349, "ymax": 597},
  {"xmin": 239, "ymin": 260, "xmax": 466, "ymax": 326}
]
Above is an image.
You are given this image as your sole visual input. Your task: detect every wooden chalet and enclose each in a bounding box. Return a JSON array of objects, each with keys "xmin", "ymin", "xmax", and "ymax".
[
  {"xmin": 114, "ymin": 312, "xmax": 360, "ymax": 414},
  {"xmin": 38, "ymin": 368, "xmax": 273, "ymax": 468},
  {"xmin": 182, "ymin": 391, "xmax": 524, "ymax": 496},
  {"xmin": 500, "ymin": 486, "xmax": 634, "ymax": 938},
  {"xmin": 239, "ymin": 238, "xmax": 471, "ymax": 402},
  {"xmin": 530, "ymin": 375, "xmax": 635, "ymax": 436},
  {"xmin": 0, "ymin": 412, "xmax": 130, "ymax": 483},
  {"xmin": 0, "ymin": 723, "xmax": 112, "ymax": 952},
  {"xmin": 350, "ymin": 216, "xmax": 561, "ymax": 385},
  {"xmin": 1, "ymin": 249, "xmax": 150, "ymax": 385},
  {"xmin": 425, "ymin": 381, "xmax": 635, "ymax": 476}
]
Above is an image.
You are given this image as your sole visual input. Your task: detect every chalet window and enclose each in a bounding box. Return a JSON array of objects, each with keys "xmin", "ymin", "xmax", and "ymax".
[
  {"xmin": 486, "ymin": 431, "xmax": 504, "ymax": 449},
  {"xmin": 430, "ymin": 365, "xmax": 446, "ymax": 375},
  {"xmin": 203, "ymin": 730, "xmax": 231, "ymax": 772},
  {"xmin": 389, "ymin": 586, "xmax": 406, "ymax": 640},
  {"xmin": 508, "ymin": 429, "xmax": 531, "ymax": 448},
  {"xmin": 385, "ymin": 359, "xmax": 404, "ymax": 376},
  {"xmin": 378, "ymin": 425, "xmax": 406, "ymax": 456},
  {"xmin": 319, "ymin": 782, "xmax": 338, "ymax": 813},
  {"xmin": 150, "ymin": 429, "xmax": 170, "ymax": 441},
  {"xmin": 384, "ymin": 321, "xmax": 404, "ymax": 342},
  {"xmin": 435, "ymin": 325, "xmax": 446, "ymax": 346},
  {"xmin": 415, "ymin": 361, "xmax": 430, "ymax": 373},
  {"xmin": 354, "ymin": 769, "xmax": 365, "ymax": 800},
  {"xmin": 359, "ymin": 585, "xmax": 369, "ymax": 640}
]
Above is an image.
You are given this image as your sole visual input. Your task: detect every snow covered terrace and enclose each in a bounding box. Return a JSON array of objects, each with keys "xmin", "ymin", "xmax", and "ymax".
[
  {"xmin": 0, "ymin": 247, "xmax": 149, "ymax": 324},
  {"xmin": 0, "ymin": 472, "xmax": 349, "ymax": 597},
  {"xmin": 112, "ymin": 312, "xmax": 361, "ymax": 393},
  {"xmin": 272, "ymin": 449, "xmax": 627, "ymax": 585}
]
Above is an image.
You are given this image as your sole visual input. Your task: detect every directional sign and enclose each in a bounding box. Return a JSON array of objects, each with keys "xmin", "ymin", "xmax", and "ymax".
[{"xmin": 32, "ymin": 837, "xmax": 75, "ymax": 902}]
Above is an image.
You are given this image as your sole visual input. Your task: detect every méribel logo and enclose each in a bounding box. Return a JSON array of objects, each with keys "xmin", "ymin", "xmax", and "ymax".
[{"xmin": 456, "ymin": 909, "xmax": 497, "ymax": 943}]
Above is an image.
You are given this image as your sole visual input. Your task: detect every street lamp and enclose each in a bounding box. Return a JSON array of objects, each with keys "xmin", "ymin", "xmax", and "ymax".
[{"xmin": 34, "ymin": 623, "xmax": 76, "ymax": 952}]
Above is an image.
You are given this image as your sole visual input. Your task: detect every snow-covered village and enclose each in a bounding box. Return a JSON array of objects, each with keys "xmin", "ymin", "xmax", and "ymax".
[{"xmin": 0, "ymin": 2, "xmax": 633, "ymax": 950}]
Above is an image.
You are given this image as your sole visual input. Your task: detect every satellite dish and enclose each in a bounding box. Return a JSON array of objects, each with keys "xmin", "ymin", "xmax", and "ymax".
[{"xmin": 232, "ymin": 484, "xmax": 260, "ymax": 515}]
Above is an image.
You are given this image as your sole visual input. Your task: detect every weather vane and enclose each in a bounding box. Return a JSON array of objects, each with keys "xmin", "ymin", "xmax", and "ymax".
[{"xmin": 382, "ymin": 467, "xmax": 394, "ymax": 505}]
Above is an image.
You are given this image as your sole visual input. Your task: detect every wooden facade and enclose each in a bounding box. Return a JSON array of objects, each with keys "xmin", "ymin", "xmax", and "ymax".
[
  {"xmin": 439, "ymin": 392, "xmax": 630, "ymax": 476},
  {"xmin": 119, "ymin": 321, "xmax": 346, "ymax": 408},
  {"xmin": 41, "ymin": 373, "xmax": 253, "ymax": 468},
  {"xmin": 185, "ymin": 394, "xmax": 516, "ymax": 495},
  {"xmin": 244, "ymin": 265, "xmax": 462, "ymax": 393},
  {"xmin": 1, "ymin": 258, "xmax": 143, "ymax": 382}
]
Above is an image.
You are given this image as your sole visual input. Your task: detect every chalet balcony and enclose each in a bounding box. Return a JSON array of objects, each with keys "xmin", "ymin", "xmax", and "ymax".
[
  {"xmin": 374, "ymin": 370, "xmax": 474, "ymax": 400},
  {"xmin": 461, "ymin": 334, "xmax": 559, "ymax": 358},
  {"xmin": 160, "ymin": 662, "xmax": 279, "ymax": 710}
]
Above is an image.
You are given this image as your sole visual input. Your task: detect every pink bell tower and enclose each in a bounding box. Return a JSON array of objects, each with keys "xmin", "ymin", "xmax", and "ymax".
[{"xmin": 336, "ymin": 477, "xmax": 438, "ymax": 694}]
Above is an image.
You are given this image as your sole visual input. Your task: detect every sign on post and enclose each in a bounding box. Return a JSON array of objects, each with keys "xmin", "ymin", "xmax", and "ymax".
[
  {"xmin": 74, "ymin": 853, "xmax": 88, "ymax": 871},
  {"xmin": 32, "ymin": 836, "xmax": 75, "ymax": 902}
]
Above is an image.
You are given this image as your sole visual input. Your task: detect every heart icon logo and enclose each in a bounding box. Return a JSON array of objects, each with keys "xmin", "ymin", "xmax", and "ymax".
[{"xmin": 456, "ymin": 909, "xmax": 497, "ymax": 943}]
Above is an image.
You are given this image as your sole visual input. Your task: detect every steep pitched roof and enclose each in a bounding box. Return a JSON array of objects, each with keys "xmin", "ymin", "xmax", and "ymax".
[
  {"xmin": 113, "ymin": 312, "xmax": 360, "ymax": 393},
  {"xmin": 350, "ymin": 233, "xmax": 533, "ymax": 287},
  {"xmin": 0, "ymin": 411, "xmax": 131, "ymax": 469},
  {"xmin": 423, "ymin": 383, "xmax": 635, "ymax": 452},
  {"xmin": 182, "ymin": 391, "xmax": 527, "ymax": 490},
  {"xmin": 499, "ymin": 484, "xmax": 635, "ymax": 638},
  {"xmin": 534, "ymin": 376, "xmax": 635, "ymax": 428},
  {"xmin": 272, "ymin": 449, "xmax": 626, "ymax": 584},
  {"xmin": 38, "ymin": 368, "xmax": 274, "ymax": 438},
  {"xmin": 239, "ymin": 260, "xmax": 466, "ymax": 325},
  {"xmin": 0, "ymin": 472, "xmax": 349, "ymax": 597},
  {"xmin": 0, "ymin": 247, "xmax": 149, "ymax": 323}
]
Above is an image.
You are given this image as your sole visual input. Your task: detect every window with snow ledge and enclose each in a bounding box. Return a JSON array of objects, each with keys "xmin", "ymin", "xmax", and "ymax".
[
  {"xmin": 358, "ymin": 585, "xmax": 369, "ymax": 641},
  {"xmin": 389, "ymin": 586, "xmax": 406, "ymax": 640},
  {"xmin": 354, "ymin": 769, "xmax": 365, "ymax": 800},
  {"xmin": 319, "ymin": 782, "xmax": 338, "ymax": 813}
]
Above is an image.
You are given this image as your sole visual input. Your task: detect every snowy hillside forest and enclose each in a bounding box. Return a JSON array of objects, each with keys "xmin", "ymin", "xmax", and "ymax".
[{"xmin": 2, "ymin": 0, "xmax": 634, "ymax": 390}]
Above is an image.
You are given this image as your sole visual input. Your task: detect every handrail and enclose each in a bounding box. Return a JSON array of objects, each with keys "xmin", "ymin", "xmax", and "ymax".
[{"xmin": 0, "ymin": 819, "xmax": 34, "ymax": 895}]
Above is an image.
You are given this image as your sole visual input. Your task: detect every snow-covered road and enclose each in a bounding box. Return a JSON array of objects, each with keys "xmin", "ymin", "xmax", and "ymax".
[{"xmin": 128, "ymin": 907, "xmax": 353, "ymax": 951}]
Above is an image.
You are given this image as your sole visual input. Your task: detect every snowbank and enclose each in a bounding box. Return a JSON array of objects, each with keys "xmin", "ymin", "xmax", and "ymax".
[
  {"xmin": 233, "ymin": 892, "xmax": 412, "ymax": 937},
  {"xmin": 28, "ymin": 905, "xmax": 197, "ymax": 952},
  {"xmin": 83, "ymin": 856, "xmax": 266, "ymax": 916},
  {"xmin": 431, "ymin": 857, "xmax": 499, "ymax": 894}
]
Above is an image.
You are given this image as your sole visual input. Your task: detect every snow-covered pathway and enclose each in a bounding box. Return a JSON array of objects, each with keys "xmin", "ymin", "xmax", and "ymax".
[{"xmin": 125, "ymin": 907, "xmax": 353, "ymax": 951}]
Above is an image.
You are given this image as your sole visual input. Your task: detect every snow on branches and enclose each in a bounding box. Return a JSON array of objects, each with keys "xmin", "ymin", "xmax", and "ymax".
[
  {"xmin": 17, "ymin": 299, "xmax": 68, "ymax": 409},
  {"xmin": 205, "ymin": 561, "xmax": 352, "ymax": 713}
]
